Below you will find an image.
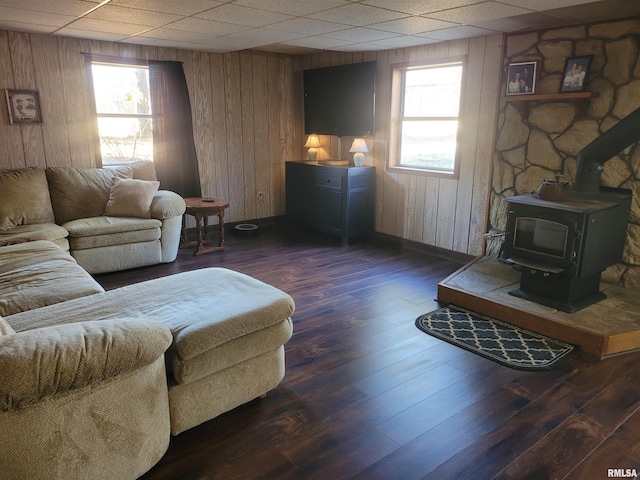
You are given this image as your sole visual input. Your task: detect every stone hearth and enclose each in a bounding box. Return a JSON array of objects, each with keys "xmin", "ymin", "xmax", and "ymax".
[{"xmin": 437, "ymin": 255, "xmax": 640, "ymax": 358}]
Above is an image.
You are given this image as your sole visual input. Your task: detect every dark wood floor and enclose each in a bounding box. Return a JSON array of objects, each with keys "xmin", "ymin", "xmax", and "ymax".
[{"xmin": 95, "ymin": 223, "xmax": 640, "ymax": 480}]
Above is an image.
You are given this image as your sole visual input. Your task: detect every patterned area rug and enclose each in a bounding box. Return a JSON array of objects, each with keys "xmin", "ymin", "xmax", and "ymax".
[{"xmin": 415, "ymin": 305, "xmax": 574, "ymax": 370}]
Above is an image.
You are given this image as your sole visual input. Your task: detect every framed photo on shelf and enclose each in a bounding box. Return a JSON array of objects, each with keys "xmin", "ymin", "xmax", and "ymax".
[
  {"xmin": 5, "ymin": 89, "xmax": 43, "ymax": 124},
  {"xmin": 560, "ymin": 55, "xmax": 593, "ymax": 92},
  {"xmin": 506, "ymin": 61, "xmax": 537, "ymax": 96}
]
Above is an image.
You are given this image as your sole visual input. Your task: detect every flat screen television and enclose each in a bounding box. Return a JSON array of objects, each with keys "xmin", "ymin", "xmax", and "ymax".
[{"xmin": 303, "ymin": 61, "xmax": 376, "ymax": 137}]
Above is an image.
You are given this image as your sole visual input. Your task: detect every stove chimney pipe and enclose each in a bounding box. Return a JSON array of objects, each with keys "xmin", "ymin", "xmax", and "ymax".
[{"xmin": 574, "ymin": 106, "xmax": 640, "ymax": 193}]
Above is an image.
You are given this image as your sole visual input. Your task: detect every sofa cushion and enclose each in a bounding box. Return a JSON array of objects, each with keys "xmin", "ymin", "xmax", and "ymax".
[
  {"xmin": 130, "ymin": 160, "xmax": 158, "ymax": 181},
  {"xmin": 64, "ymin": 217, "xmax": 161, "ymax": 250},
  {"xmin": 0, "ymin": 168, "xmax": 55, "ymax": 229},
  {"xmin": 0, "ymin": 223, "xmax": 69, "ymax": 248},
  {"xmin": 105, "ymin": 178, "xmax": 160, "ymax": 219},
  {"xmin": 0, "ymin": 317, "xmax": 14, "ymax": 336},
  {"xmin": 0, "ymin": 241, "xmax": 104, "ymax": 317},
  {"xmin": 46, "ymin": 166, "xmax": 132, "ymax": 224},
  {"xmin": 0, "ymin": 318, "xmax": 172, "ymax": 411}
]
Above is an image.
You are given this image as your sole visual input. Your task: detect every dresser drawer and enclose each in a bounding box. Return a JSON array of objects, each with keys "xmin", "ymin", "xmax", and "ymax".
[{"xmin": 315, "ymin": 173, "xmax": 343, "ymax": 189}]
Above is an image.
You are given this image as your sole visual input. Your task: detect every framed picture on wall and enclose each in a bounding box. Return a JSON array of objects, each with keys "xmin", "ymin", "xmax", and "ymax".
[
  {"xmin": 560, "ymin": 55, "xmax": 593, "ymax": 92},
  {"xmin": 505, "ymin": 62, "xmax": 537, "ymax": 95},
  {"xmin": 5, "ymin": 89, "xmax": 43, "ymax": 124}
]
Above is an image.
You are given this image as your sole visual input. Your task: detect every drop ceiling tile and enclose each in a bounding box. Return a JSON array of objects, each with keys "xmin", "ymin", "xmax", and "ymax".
[
  {"xmin": 84, "ymin": 4, "xmax": 181, "ymax": 27},
  {"xmin": 0, "ymin": 0, "xmax": 99, "ymax": 16},
  {"xmin": 267, "ymin": 17, "xmax": 350, "ymax": 35},
  {"xmin": 321, "ymin": 26, "xmax": 400, "ymax": 42},
  {"xmin": 418, "ymin": 25, "xmax": 498, "ymax": 41},
  {"xmin": 233, "ymin": 0, "xmax": 349, "ymax": 17},
  {"xmin": 281, "ymin": 35, "xmax": 355, "ymax": 49},
  {"xmin": 472, "ymin": 12, "xmax": 569, "ymax": 32},
  {"xmin": 0, "ymin": 6, "xmax": 76, "ymax": 28},
  {"xmin": 165, "ymin": 17, "xmax": 247, "ymax": 36},
  {"xmin": 54, "ymin": 27, "xmax": 130, "ymax": 41},
  {"xmin": 0, "ymin": 20, "xmax": 58, "ymax": 34},
  {"xmin": 368, "ymin": 34, "xmax": 442, "ymax": 49},
  {"xmin": 362, "ymin": 0, "xmax": 486, "ymax": 16},
  {"xmin": 108, "ymin": 0, "xmax": 225, "ymax": 16},
  {"xmin": 426, "ymin": 2, "xmax": 531, "ymax": 24},
  {"xmin": 370, "ymin": 16, "xmax": 457, "ymax": 35},
  {"xmin": 66, "ymin": 17, "xmax": 152, "ymax": 35},
  {"xmin": 496, "ymin": 0, "xmax": 602, "ymax": 11},
  {"xmin": 307, "ymin": 3, "xmax": 407, "ymax": 27},
  {"xmin": 195, "ymin": 3, "xmax": 293, "ymax": 27},
  {"xmin": 136, "ymin": 27, "xmax": 223, "ymax": 44}
]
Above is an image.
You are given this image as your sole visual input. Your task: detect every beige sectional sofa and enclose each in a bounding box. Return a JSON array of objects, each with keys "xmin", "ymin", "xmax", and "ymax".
[
  {"xmin": 0, "ymin": 168, "xmax": 296, "ymax": 478},
  {"xmin": 0, "ymin": 161, "xmax": 186, "ymax": 274}
]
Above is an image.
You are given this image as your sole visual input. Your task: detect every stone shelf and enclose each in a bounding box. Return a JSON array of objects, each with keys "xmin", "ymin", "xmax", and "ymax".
[{"xmin": 504, "ymin": 91, "xmax": 593, "ymax": 102}]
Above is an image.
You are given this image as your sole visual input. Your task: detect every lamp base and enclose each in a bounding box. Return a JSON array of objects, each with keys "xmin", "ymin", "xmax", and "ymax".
[
  {"xmin": 353, "ymin": 152, "xmax": 365, "ymax": 167},
  {"xmin": 308, "ymin": 148, "xmax": 317, "ymax": 161}
]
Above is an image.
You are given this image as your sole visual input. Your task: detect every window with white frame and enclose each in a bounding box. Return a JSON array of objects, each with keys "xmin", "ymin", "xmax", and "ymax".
[
  {"xmin": 389, "ymin": 59, "xmax": 464, "ymax": 176},
  {"xmin": 89, "ymin": 60, "xmax": 153, "ymax": 165}
]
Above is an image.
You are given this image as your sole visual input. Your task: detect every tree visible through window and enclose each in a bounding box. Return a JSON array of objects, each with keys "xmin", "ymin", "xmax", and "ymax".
[
  {"xmin": 90, "ymin": 61, "xmax": 152, "ymax": 165},
  {"xmin": 389, "ymin": 60, "xmax": 464, "ymax": 176}
]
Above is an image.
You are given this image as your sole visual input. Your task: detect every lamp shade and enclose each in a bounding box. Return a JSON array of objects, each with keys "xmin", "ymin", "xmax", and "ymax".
[
  {"xmin": 349, "ymin": 138, "xmax": 368, "ymax": 166},
  {"xmin": 304, "ymin": 134, "xmax": 320, "ymax": 161},
  {"xmin": 349, "ymin": 138, "xmax": 369, "ymax": 153},
  {"xmin": 304, "ymin": 134, "xmax": 320, "ymax": 148}
]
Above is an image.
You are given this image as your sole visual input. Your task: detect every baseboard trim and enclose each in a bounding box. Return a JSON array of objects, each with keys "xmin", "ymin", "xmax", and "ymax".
[{"xmin": 372, "ymin": 232, "xmax": 475, "ymax": 264}]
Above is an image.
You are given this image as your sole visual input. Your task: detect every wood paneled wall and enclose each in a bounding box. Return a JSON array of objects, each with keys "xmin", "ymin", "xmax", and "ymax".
[
  {"xmin": 0, "ymin": 30, "xmax": 301, "ymax": 223},
  {"xmin": 1, "ymin": 29, "xmax": 503, "ymax": 255},
  {"xmin": 301, "ymin": 35, "xmax": 504, "ymax": 256}
]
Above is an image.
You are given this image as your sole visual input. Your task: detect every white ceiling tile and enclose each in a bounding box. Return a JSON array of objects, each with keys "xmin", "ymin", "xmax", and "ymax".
[
  {"xmin": 84, "ymin": 4, "xmax": 181, "ymax": 27},
  {"xmin": 281, "ymin": 35, "xmax": 355, "ymax": 49},
  {"xmin": 362, "ymin": 0, "xmax": 486, "ymax": 16},
  {"xmin": 496, "ymin": 0, "xmax": 603, "ymax": 11},
  {"xmin": 321, "ymin": 27, "xmax": 400, "ymax": 42},
  {"xmin": 367, "ymin": 34, "xmax": 442, "ymax": 49},
  {"xmin": 165, "ymin": 17, "xmax": 247, "ymax": 36},
  {"xmin": 66, "ymin": 17, "xmax": 152, "ymax": 35},
  {"xmin": 55, "ymin": 27, "xmax": 130, "ymax": 41},
  {"xmin": 0, "ymin": 20, "xmax": 58, "ymax": 34},
  {"xmin": 233, "ymin": 0, "xmax": 349, "ymax": 16},
  {"xmin": 108, "ymin": 0, "xmax": 225, "ymax": 16},
  {"xmin": 370, "ymin": 16, "xmax": 457, "ymax": 35},
  {"xmin": 195, "ymin": 4, "xmax": 293, "ymax": 27},
  {"xmin": 307, "ymin": 3, "xmax": 407, "ymax": 27},
  {"xmin": 0, "ymin": 0, "xmax": 99, "ymax": 16},
  {"xmin": 426, "ymin": 2, "xmax": 532, "ymax": 24},
  {"xmin": 418, "ymin": 25, "xmax": 498, "ymax": 41},
  {"xmin": 0, "ymin": 6, "xmax": 76, "ymax": 28},
  {"xmin": 267, "ymin": 17, "xmax": 350, "ymax": 35}
]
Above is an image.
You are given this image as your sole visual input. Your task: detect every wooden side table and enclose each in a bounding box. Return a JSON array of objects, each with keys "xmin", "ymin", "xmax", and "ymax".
[{"xmin": 181, "ymin": 197, "xmax": 229, "ymax": 256}]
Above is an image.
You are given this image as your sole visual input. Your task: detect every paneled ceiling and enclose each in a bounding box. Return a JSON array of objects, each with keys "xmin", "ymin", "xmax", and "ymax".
[{"xmin": 0, "ymin": 0, "xmax": 638, "ymax": 54}]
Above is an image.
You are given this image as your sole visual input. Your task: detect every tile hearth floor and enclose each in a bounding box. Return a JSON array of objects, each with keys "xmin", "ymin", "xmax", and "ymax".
[{"xmin": 437, "ymin": 255, "xmax": 640, "ymax": 358}]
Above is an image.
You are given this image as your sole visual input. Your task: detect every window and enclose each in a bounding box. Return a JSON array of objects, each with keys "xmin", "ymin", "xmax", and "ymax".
[
  {"xmin": 389, "ymin": 59, "xmax": 464, "ymax": 176},
  {"xmin": 89, "ymin": 60, "xmax": 152, "ymax": 165}
]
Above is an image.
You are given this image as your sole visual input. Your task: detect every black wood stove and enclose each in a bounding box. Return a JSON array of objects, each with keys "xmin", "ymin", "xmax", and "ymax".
[{"xmin": 502, "ymin": 107, "xmax": 640, "ymax": 313}]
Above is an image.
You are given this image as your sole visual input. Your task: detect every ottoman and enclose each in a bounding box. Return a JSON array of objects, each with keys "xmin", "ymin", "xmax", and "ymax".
[{"xmin": 5, "ymin": 268, "xmax": 295, "ymax": 435}]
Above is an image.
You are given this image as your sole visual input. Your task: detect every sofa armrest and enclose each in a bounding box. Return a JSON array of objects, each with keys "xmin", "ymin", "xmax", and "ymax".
[
  {"xmin": 151, "ymin": 190, "xmax": 186, "ymax": 220},
  {"xmin": 0, "ymin": 318, "xmax": 172, "ymax": 411}
]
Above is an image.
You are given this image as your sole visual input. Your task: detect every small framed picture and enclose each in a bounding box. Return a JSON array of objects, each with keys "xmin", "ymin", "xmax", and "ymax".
[
  {"xmin": 506, "ymin": 62, "xmax": 537, "ymax": 95},
  {"xmin": 5, "ymin": 89, "xmax": 43, "ymax": 124},
  {"xmin": 560, "ymin": 55, "xmax": 593, "ymax": 92}
]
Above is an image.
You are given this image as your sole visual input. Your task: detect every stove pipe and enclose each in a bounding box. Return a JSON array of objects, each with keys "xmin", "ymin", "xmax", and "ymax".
[{"xmin": 574, "ymin": 106, "xmax": 640, "ymax": 193}]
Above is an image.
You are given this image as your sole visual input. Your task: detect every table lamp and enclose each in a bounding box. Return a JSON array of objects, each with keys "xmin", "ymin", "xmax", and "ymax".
[
  {"xmin": 349, "ymin": 138, "xmax": 368, "ymax": 166},
  {"xmin": 304, "ymin": 134, "xmax": 320, "ymax": 161}
]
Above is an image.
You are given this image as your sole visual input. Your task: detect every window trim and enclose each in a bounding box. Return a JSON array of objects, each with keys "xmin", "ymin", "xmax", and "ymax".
[{"xmin": 387, "ymin": 57, "xmax": 467, "ymax": 179}]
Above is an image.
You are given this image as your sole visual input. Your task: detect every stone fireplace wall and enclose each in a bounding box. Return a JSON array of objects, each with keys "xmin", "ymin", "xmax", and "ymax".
[{"xmin": 490, "ymin": 17, "xmax": 640, "ymax": 290}]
